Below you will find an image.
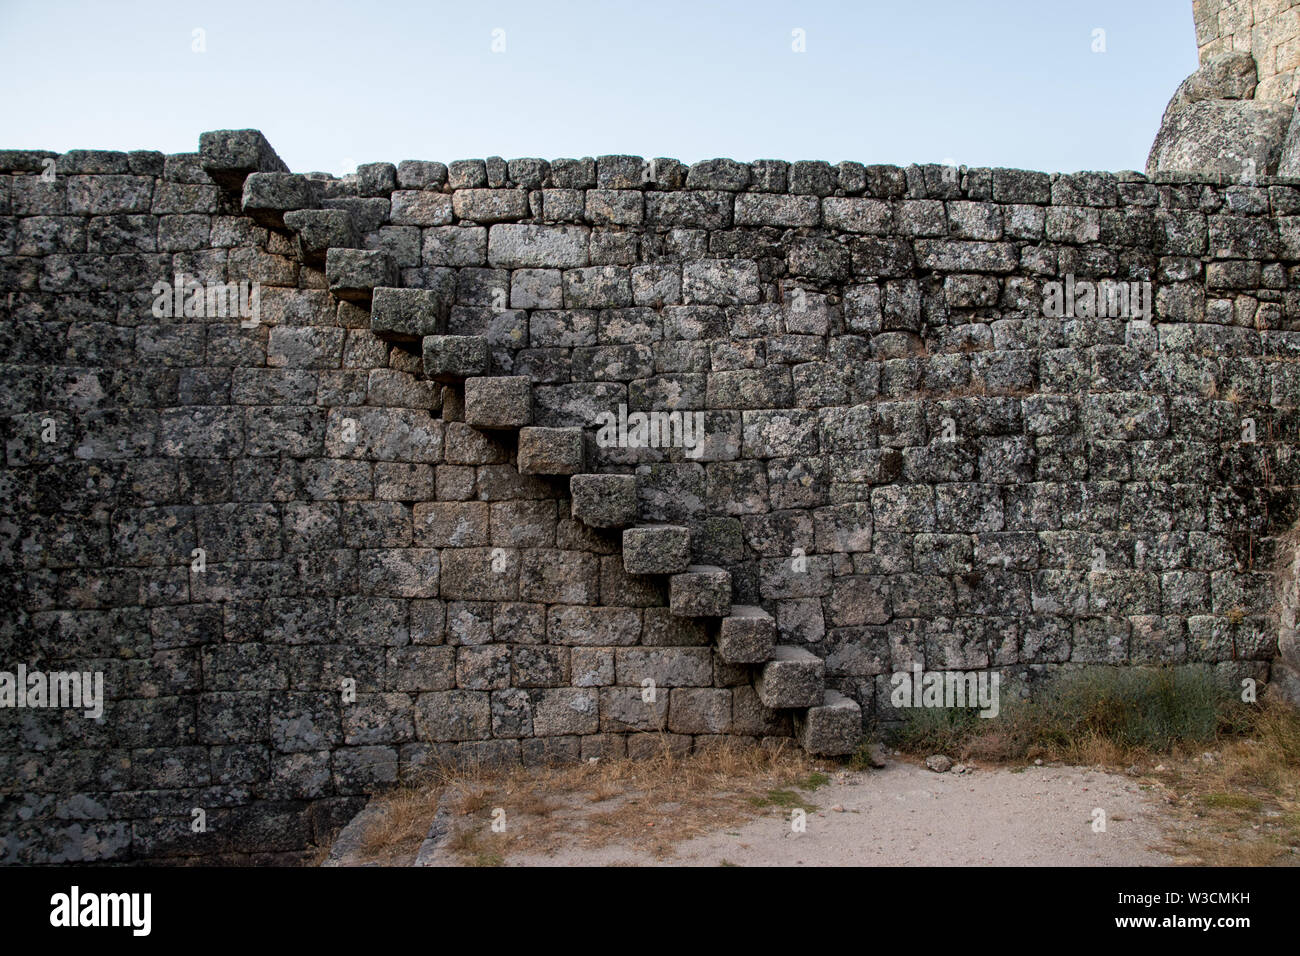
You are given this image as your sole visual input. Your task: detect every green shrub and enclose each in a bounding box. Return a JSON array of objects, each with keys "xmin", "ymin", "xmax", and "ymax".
[
  {"xmin": 1025, "ymin": 666, "xmax": 1230, "ymax": 751},
  {"xmin": 890, "ymin": 665, "xmax": 1243, "ymax": 758},
  {"xmin": 891, "ymin": 704, "xmax": 983, "ymax": 754}
]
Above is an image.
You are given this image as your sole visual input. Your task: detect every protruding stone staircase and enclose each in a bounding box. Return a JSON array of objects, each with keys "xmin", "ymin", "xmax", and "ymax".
[{"xmin": 199, "ymin": 129, "xmax": 861, "ymax": 756}]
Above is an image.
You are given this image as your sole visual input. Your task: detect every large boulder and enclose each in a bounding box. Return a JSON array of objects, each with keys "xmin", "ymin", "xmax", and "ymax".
[
  {"xmin": 1164, "ymin": 52, "xmax": 1258, "ymax": 116},
  {"xmin": 1147, "ymin": 99, "xmax": 1292, "ymax": 177},
  {"xmin": 1146, "ymin": 52, "xmax": 1292, "ymax": 178}
]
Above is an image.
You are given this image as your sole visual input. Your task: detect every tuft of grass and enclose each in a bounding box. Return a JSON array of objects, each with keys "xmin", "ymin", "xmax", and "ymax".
[
  {"xmin": 749, "ymin": 789, "xmax": 818, "ymax": 812},
  {"xmin": 1151, "ymin": 702, "xmax": 1300, "ymax": 865},
  {"xmin": 1199, "ymin": 792, "xmax": 1263, "ymax": 811},
  {"xmin": 798, "ymin": 771, "xmax": 830, "ymax": 791},
  {"xmin": 893, "ymin": 705, "xmax": 983, "ymax": 756}
]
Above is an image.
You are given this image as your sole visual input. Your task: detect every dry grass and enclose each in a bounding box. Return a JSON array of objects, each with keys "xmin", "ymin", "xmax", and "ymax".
[
  {"xmin": 1141, "ymin": 704, "xmax": 1300, "ymax": 866},
  {"xmin": 949, "ymin": 700, "xmax": 1300, "ymax": 867},
  {"xmin": 351, "ymin": 737, "xmax": 823, "ymax": 866},
  {"xmin": 889, "ymin": 660, "xmax": 1300, "ymax": 867},
  {"xmin": 352, "ymin": 785, "xmax": 444, "ymax": 865}
]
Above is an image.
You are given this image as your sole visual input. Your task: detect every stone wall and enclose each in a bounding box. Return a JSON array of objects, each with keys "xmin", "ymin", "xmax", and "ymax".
[
  {"xmin": 1194, "ymin": 0, "xmax": 1300, "ymax": 102},
  {"xmin": 1, "ymin": 130, "xmax": 1298, "ymax": 863}
]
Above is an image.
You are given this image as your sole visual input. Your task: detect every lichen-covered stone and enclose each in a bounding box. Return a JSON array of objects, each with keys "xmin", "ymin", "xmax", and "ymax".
[
  {"xmin": 199, "ymin": 128, "xmax": 288, "ymax": 191},
  {"xmin": 718, "ymin": 605, "xmax": 777, "ymax": 664},
  {"xmin": 623, "ymin": 525, "xmax": 691, "ymax": 575},
  {"xmin": 423, "ymin": 334, "xmax": 489, "ymax": 382},
  {"xmin": 570, "ymin": 474, "xmax": 638, "ymax": 528},
  {"xmin": 371, "ymin": 286, "xmax": 453, "ymax": 341},
  {"xmin": 795, "ymin": 690, "xmax": 862, "ymax": 755},
  {"xmin": 241, "ymin": 172, "xmax": 318, "ymax": 229},
  {"xmin": 1148, "ymin": 100, "xmax": 1292, "ymax": 178},
  {"xmin": 517, "ymin": 426, "xmax": 584, "ymax": 475},
  {"xmin": 668, "ymin": 565, "xmax": 732, "ymax": 617},
  {"xmin": 464, "ymin": 376, "xmax": 532, "ymax": 429},
  {"xmin": 326, "ymin": 248, "xmax": 396, "ymax": 303},
  {"xmin": 8, "ymin": 100, "xmax": 1300, "ymax": 865},
  {"xmin": 755, "ymin": 645, "xmax": 825, "ymax": 709},
  {"xmin": 283, "ymin": 208, "xmax": 359, "ymax": 266}
]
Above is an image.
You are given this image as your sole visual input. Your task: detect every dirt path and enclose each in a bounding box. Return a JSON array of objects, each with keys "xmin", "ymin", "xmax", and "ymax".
[{"xmin": 500, "ymin": 762, "xmax": 1176, "ymax": 866}]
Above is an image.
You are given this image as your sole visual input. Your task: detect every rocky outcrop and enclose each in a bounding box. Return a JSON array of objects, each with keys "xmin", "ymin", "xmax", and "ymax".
[
  {"xmin": 1148, "ymin": 99, "xmax": 1293, "ymax": 177},
  {"xmin": 1147, "ymin": 53, "xmax": 1293, "ymax": 178}
]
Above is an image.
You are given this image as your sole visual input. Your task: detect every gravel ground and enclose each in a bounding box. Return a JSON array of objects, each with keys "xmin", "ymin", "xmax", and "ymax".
[{"xmin": 499, "ymin": 761, "xmax": 1175, "ymax": 867}]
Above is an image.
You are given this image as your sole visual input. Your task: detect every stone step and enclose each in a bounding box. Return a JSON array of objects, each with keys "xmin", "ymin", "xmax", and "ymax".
[
  {"xmin": 570, "ymin": 474, "xmax": 637, "ymax": 528},
  {"xmin": 464, "ymin": 376, "xmax": 532, "ymax": 430},
  {"xmin": 669, "ymin": 565, "xmax": 732, "ymax": 617},
  {"xmin": 423, "ymin": 334, "xmax": 489, "ymax": 382},
  {"xmin": 283, "ymin": 208, "xmax": 359, "ymax": 267},
  {"xmin": 755, "ymin": 645, "xmax": 825, "ymax": 709},
  {"xmin": 622, "ymin": 524, "xmax": 690, "ymax": 575},
  {"xmin": 371, "ymin": 286, "xmax": 452, "ymax": 342},
  {"xmin": 518, "ymin": 427, "xmax": 584, "ymax": 475},
  {"xmin": 326, "ymin": 248, "xmax": 396, "ymax": 304},
  {"xmin": 241, "ymin": 171, "xmax": 318, "ymax": 230},
  {"xmin": 795, "ymin": 690, "xmax": 862, "ymax": 756},
  {"xmin": 199, "ymin": 128, "xmax": 289, "ymax": 193},
  {"xmin": 717, "ymin": 605, "xmax": 776, "ymax": 664}
]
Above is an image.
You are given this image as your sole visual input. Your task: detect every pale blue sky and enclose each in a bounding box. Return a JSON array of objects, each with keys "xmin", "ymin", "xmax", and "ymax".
[{"xmin": 0, "ymin": 0, "xmax": 1196, "ymax": 174}]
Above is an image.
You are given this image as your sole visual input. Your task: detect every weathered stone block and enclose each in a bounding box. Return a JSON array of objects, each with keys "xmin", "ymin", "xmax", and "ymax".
[
  {"xmin": 623, "ymin": 524, "xmax": 691, "ymax": 574},
  {"xmin": 241, "ymin": 172, "xmax": 317, "ymax": 230},
  {"xmin": 199, "ymin": 129, "xmax": 288, "ymax": 191},
  {"xmin": 371, "ymin": 286, "xmax": 453, "ymax": 341},
  {"xmin": 397, "ymin": 159, "xmax": 448, "ymax": 189},
  {"xmin": 682, "ymin": 258, "xmax": 760, "ymax": 305},
  {"xmin": 326, "ymin": 248, "xmax": 396, "ymax": 303},
  {"xmin": 1148, "ymin": 100, "xmax": 1291, "ymax": 178},
  {"xmin": 614, "ymin": 647, "xmax": 713, "ymax": 687},
  {"xmin": 487, "ymin": 224, "xmax": 589, "ymax": 268},
  {"xmin": 464, "ymin": 376, "xmax": 532, "ymax": 429},
  {"xmin": 794, "ymin": 690, "xmax": 861, "ymax": 755},
  {"xmin": 755, "ymin": 645, "xmax": 825, "ymax": 709},
  {"xmin": 734, "ymin": 193, "xmax": 821, "ymax": 227},
  {"xmin": 416, "ymin": 690, "xmax": 490, "ymax": 741},
  {"xmin": 510, "ymin": 269, "xmax": 563, "ymax": 309},
  {"xmin": 517, "ymin": 426, "xmax": 584, "ymax": 475},
  {"xmin": 519, "ymin": 550, "xmax": 599, "ymax": 604},
  {"xmin": 718, "ymin": 605, "xmax": 777, "ymax": 664},
  {"xmin": 283, "ymin": 208, "xmax": 358, "ymax": 266},
  {"xmin": 570, "ymin": 473, "xmax": 638, "ymax": 528},
  {"xmin": 439, "ymin": 548, "xmax": 518, "ymax": 601},
  {"xmin": 823, "ymin": 197, "xmax": 892, "ymax": 233},
  {"xmin": 599, "ymin": 686, "xmax": 669, "ymax": 731},
  {"xmin": 452, "ymin": 188, "xmax": 530, "ymax": 223},
  {"xmin": 530, "ymin": 688, "xmax": 599, "ymax": 736},
  {"xmin": 422, "ymin": 335, "xmax": 489, "ymax": 382},
  {"xmin": 389, "ymin": 190, "xmax": 453, "ymax": 226},
  {"xmin": 686, "ymin": 158, "xmax": 750, "ymax": 191},
  {"xmin": 548, "ymin": 605, "xmax": 641, "ymax": 646},
  {"xmin": 669, "ymin": 565, "xmax": 732, "ymax": 617},
  {"xmin": 668, "ymin": 688, "xmax": 732, "ymax": 734}
]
